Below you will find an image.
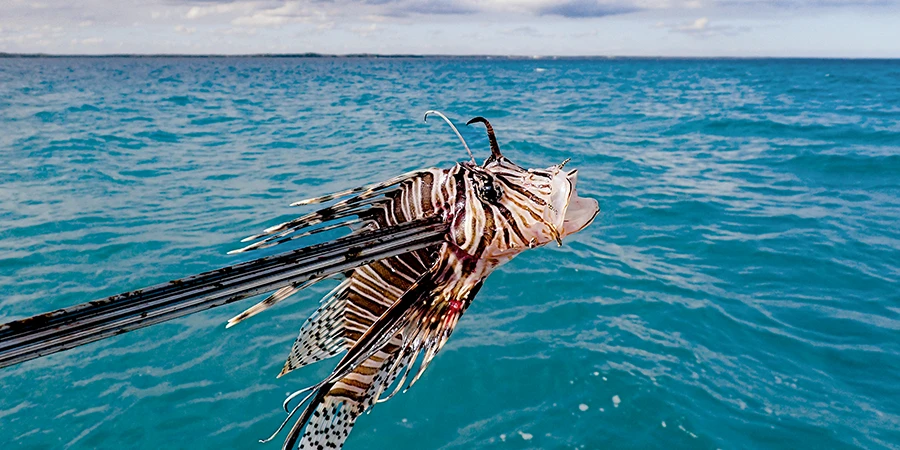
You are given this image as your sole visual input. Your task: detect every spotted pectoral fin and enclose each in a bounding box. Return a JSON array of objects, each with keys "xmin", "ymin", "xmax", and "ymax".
[
  {"xmin": 274, "ymin": 266, "xmax": 481, "ymax": 450},
  {"xmin": 278, "ymin": 278, "xmax": 354, "ymax": 377},
  {"xmin": 278, "ymin": 247, "xmax": 436, "ymax": 377},
  {"xmin": 278, "ymin": 263, "xmax": 441, "ymax": 450}
]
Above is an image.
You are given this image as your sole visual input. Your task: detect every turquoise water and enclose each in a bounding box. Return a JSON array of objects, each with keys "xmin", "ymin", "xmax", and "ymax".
[{"xmin": 1, "ymin": 57, "xmax": 898, "ymax": 449}]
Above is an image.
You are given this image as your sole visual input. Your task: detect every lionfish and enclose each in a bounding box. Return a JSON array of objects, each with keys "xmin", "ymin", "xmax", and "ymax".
[{"xmin": 225, "ymin": 112, "xmax": 600, "ymax": 449}]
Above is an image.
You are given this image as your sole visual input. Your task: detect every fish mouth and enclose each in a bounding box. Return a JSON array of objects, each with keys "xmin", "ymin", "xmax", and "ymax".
[
  {"xmin": 560, "ymin": 169, "xmax": 598, "ymax": 237},
  {"xmin": 545, "ymin": 168, "xmax": 598, "ymax": 241}
]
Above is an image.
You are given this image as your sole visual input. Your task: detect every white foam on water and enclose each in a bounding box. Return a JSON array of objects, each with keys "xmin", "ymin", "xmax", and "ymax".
[
  {"xmin": 518, "ymin": 431, "xmax": 533, "ymax": 440},
  {"xmin": 578, "ymin": 403, "xmax": 589, "ymax": 411},
  {"xmin": 612, "ymin": 395, "xmax": 621, "ymax": 408}
]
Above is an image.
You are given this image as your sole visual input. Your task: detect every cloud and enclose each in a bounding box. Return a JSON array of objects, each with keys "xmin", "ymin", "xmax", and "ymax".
[
  {"xmin": 401, "ymin": 1, "xmax": 476, "ymax": 15},
  {"xmin": 71, "ymin": 37, "xmax": 103, "ymax": 45},
  {"xmin": 228, "ymin": 1, "xmax": 333, "ymax": 27},
  {"xmin": 215, "ymin": 26, "xmax": 258, "ymax": 36},
  {"xmin": 662, "ymin": 16, "xmax": 751, "ymax": 37},
  {"xmin": 680, "ymin": 16, "xmax": 708, "ymax": 31},
  {"xmin": 174, "ymin": 24, "xmax": 196, "ymax": 34},
  {"xmin": 503, "ymin": 26, "xmax": 543, "ymax": 37},
  {"xmin": 185, "ymin": 0, "xmax": 475, "ymax": 26},
  {"xmin": 719, "ymin": 0, "xmax": 895, "ymax": 6},
  {"xmin": 350, "ymin": 23, "xmax": 379, "ymax": 36},
  {"xmin": 185, "ymin": 2, "xmax": 259, "ymax": 19},
  {"xmin": 538, "ymin": 0, "xmax": 639, "ymax": 18},
  {"xmin": 353, "ymin": 0, "xmax": 477, "ymax": 17}
]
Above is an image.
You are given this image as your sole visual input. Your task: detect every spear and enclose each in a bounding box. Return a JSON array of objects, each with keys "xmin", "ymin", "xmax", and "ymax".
[{"xmin": 0, "ymin": 217, "xmax": 448, "ymax": 369}]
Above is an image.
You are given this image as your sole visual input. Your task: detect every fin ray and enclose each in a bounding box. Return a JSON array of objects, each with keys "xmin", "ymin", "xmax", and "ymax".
[{"xmin": 225, "ymin": 276, "xmax": 330, "ymax": 328}]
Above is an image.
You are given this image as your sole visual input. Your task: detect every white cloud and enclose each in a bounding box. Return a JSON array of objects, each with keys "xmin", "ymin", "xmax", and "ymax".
[
  {"xmin": 72, "ymin": 37, "xmax": 103, "ymax": 45},
  {"xmin": 215, "ymin": 27, "xmax": 258, "ymax": 36},
  {"xmin": 175, "ymin": 24, "xmax": 196, "ymax": 34},
  {"xmin": 663, "ymin": 16, "xmax": 750, "ymax": 37},
  {"xmin": 682, "ymin": 16, "xmax": 708, "ymax": 31},
  {"xmin": 186, "ymin": 2, "xmax": 257, "ymax": 20},
  {"xmin": 503, "ymin": 26, "xmax": 544, "ymax": 36},
  {"xmin": 350, "ymin": 23, "xmax": 379, "ymax": 37},
  {"xmin": 232, "ymin": 13, "xmax": 289, "ymax": 26},
  {"xmin": 230, "ymin": 1, "xmax": 329, "ymax": 27}
]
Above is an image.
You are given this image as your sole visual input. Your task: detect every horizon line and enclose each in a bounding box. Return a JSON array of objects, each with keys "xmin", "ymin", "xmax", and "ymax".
[{"xmin": 1, "ymin": 52, "xmax": 897, "ymax": 60}]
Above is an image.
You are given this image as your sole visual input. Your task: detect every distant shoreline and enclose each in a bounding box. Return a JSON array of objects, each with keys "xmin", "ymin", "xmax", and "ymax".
[{"xmin": 0, "ymin": 53, "xmax": 896, "ymax": 60}]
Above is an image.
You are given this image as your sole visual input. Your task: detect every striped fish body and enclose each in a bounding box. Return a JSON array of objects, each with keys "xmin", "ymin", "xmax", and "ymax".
[
  {"xmin": 275, "ymin": 166, "xmax": 485, "ymax": 450},
  {"xmin": 231, "ymin": 116, "xmax": 599, "ymax": 450},
  {"xmin": 275, "ymin": 168, "xmax": 448, "ymax": 377}
]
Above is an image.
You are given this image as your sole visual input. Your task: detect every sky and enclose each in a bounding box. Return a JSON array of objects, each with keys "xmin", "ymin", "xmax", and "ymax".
[{"xmin": 1, "ymin": 0, "xmax": 899, "ymax": 57}]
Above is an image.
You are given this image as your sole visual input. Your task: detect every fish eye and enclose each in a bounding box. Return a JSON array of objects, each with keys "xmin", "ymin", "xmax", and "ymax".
[{"xmin": 478, "ymin": 178, "xmax": 502, "ymax": 204}]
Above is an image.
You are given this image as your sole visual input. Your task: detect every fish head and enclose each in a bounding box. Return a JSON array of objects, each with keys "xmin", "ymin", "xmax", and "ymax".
[{"xmin": 450, "ymin": 156, "xmax": 599, "ymax": 261}]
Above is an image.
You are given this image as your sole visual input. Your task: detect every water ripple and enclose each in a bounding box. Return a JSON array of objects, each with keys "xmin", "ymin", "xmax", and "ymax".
[{"xmin": 0, "ymin": 57, "xmax": 898, "ymax": 449}]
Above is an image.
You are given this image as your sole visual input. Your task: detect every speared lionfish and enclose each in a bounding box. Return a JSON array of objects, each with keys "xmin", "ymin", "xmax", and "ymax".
[{"xmin": 225, "ymin": 112, "xmax": 599, "ymax": 449}]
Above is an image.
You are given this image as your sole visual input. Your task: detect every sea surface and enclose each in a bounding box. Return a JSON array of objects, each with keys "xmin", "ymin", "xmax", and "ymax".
[{"xmin": 0, "ymin": 57, "xmax": 898, "ymax": 449}]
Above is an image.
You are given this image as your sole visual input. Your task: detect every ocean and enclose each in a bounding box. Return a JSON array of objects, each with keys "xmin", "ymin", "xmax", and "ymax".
[{"xmin": 0, "ymin": 57, "xmax": 898, "ymax": 449}]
